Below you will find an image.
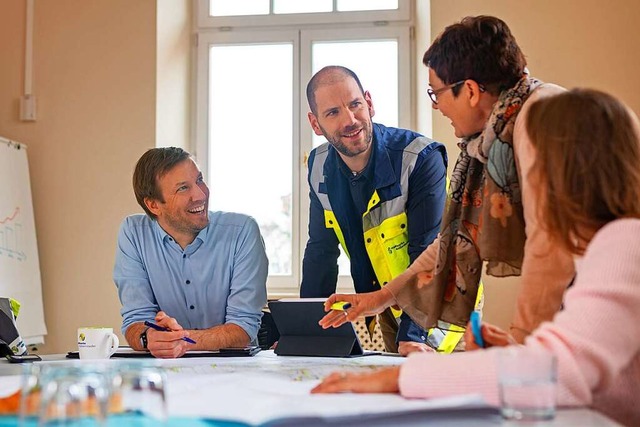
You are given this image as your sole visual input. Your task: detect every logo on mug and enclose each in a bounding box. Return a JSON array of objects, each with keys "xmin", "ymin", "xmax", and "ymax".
[{"xmin": 79, "ymin": 333, "xmax": 86, "ymax": 342}]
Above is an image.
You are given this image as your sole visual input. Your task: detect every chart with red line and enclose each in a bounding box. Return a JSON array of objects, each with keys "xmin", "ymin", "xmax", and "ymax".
[
  {"xmin": 1, "ymin": 138, "xmax": 47, "ymax": 341},
  {"xmin": 0, "ymin": 207, "xmax": 26, "ymax": 261}
]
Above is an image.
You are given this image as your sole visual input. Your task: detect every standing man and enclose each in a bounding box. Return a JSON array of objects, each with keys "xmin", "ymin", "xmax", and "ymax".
[
  {"xmin": 114, "ymin": 147, "xmax": 268, "ymax": 358},
  {"xmin": 301, "ymin": 66, "xmax": 448, "ymax": 354}
]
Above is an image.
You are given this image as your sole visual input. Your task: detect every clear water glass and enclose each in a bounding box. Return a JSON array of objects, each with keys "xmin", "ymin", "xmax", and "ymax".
[
  {"xmin": 18, "ymin": 363, "xmax": 42, "ymax": 426},
  {"xmin": 36, "ymin": 363, "xmax": 111, "ymax": 427},
  {"xmin": 108, "ymin": 361, "xmax": 167, "ymax": 425},
  {"xmin": 498, "ymin": 347, "xmax": 557, "ymax": 421}
]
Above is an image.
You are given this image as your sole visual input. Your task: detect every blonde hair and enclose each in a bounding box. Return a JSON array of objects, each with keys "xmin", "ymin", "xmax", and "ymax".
[{"xmin": 526, "ymin": 88, "xmax": 640, "ymax": 255}]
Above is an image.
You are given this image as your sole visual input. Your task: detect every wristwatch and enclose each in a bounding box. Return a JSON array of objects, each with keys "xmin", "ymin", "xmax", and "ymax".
[{"xmin": 139, "ymin": 326, "xmax": 150, "ymax": 349}]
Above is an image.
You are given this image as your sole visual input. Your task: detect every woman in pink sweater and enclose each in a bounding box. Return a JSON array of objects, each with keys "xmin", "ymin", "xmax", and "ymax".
[{"xmin": 312, "ymin": 88, "xmax": 640, "ymax": 426}]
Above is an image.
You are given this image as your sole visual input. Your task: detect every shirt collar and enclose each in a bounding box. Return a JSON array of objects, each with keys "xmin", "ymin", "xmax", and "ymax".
[{"xmin": 153, "ymin": 217, "xmax": 209, "ymax": 248}]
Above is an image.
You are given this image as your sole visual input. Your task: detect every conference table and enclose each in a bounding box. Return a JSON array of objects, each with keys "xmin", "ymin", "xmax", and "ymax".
[{"xmin": 0, "ymin": 351, "xmax": 622, "ymax": 426}]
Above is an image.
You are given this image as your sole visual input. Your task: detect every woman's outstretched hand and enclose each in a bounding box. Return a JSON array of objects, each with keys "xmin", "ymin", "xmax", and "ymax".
[
  {"xmin": 311, "ymin": 367, "xmax": 401, "ymax": 394},
  {"xmin": 319, "ymin": 287, "xmax": 396, "ymax": 329}
]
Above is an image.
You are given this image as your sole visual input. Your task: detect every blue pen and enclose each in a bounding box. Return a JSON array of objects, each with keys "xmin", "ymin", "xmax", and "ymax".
[
  {"xmin": 144, "ymin": 320, "xmax": 197, "ymax": 344},
  {"xmin": 470, "ymin": 311, "xmax": 485, "ymax": 348}
]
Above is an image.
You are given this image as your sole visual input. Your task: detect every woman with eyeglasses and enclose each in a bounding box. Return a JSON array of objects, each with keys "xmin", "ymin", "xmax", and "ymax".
[
  {"xmin": 319, "ymin": 15, "xmax": 575, "ymax": 355},
  {"xmin": 314, "ymin": 87, "xmax": 640, "ymax": 427}
]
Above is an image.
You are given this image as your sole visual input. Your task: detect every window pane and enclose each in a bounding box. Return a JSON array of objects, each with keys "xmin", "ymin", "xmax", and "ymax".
[
  {"xmin": 311, "ymin": 39, "xmax": 398, "ymax": 275},
  {"xmin": 209, "ymin": 44, "xmax": 293, "ymax": 276},
  {"xmin": 274, "ymin": 0, "xmax": 332, "ymax": 14},
  {"xmin": 311, "ymin": 40, "xmax": 399, "ymax": 148},
  {"xmin": 210, "ymin": 0, "xmax": 268, "ymax": 17},
  {"xmin": 337, "ymin": 0, "xmax": 398, "ymax": 11}
]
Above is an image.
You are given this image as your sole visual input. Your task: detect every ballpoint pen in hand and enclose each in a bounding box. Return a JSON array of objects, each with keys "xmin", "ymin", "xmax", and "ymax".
[{"xmin": 144, "ymin": 320, "xmax": 197, "ymax": 344}]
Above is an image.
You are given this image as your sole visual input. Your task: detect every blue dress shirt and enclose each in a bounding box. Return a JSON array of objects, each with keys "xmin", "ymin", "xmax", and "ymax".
[{"xmin": 113, "ymin": 211, "xmax": 268, "ymax": 341}]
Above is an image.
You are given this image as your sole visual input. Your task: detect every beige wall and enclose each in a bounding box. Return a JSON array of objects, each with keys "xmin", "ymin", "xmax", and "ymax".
[
  {"xmin": 0, "ymin": 0, "xmax": 157, "ymax": 353},
  {"xmin": 418, "ymin": 0, "xmax": 640, "ymax": 329},
  {"xmin": 156, "ymin": 0, "xmax": 191, "ymax": 148},
  {"xmin": 1, "ymin": 1, "xmax": 639, "ymax": 353}
]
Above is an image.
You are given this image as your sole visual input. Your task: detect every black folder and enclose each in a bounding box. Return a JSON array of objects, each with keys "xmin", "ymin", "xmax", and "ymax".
[
  {"xmin": 66, "ymin": 346, "xmax": 260, "ymax": 359},
  {"xmin": 268, "ymin": 300, "xmax": 377, "ymax": 357}
]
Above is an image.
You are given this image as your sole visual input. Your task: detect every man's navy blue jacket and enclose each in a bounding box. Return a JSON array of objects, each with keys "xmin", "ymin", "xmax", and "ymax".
[{"xmin": 301, "ymin": 123, "xmax": 447, "ymax": 343}]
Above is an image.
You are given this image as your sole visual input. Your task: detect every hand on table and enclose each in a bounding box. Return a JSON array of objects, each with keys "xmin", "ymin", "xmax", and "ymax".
[
  {"xmin": 398, "ymin": 341, "xmax": 435, "ymax": 356},
  {"xmin": 147, "ymin": 311, "xmax": 192, "ymax": 358},
  {"xmin": 311, "ymin": 366, "xmax": 401, "ymax": 394},
  {"xmin": 319, "ymin": 288, "xmax": 396, "ymax": 329}
]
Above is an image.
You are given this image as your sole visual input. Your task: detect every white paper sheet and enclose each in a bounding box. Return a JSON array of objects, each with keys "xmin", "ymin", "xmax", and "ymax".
[{"xmin": 158, "ymin": 352, "xmax": 489, "ymax": 425}]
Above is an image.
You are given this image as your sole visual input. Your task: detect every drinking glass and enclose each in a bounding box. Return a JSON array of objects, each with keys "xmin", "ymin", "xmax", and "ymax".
[
  {"xmin": 498, "ymin": 347, "xmax": 557, "ymax": 421},
  {"xmin": 18, "ymin": 362, "xmax": 42, "ymax": 426},
  {"xmin": 37, "ymin": 363, "xmax": 111, "ymax": 426},
  {"xmin": 108, "ymin": 361, "xmax": 167, "ymax": 425}
]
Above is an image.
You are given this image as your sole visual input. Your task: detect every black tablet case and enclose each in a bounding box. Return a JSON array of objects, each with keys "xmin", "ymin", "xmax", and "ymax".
[{"xmin": 268, "ymin": 300, "xmax": 370, "ymax": 357}]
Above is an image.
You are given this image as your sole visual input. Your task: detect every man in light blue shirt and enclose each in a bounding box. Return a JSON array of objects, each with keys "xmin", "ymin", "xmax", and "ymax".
[{"xmin": 113, "ymin": 147, "xmax": 268, "ymax": 358}]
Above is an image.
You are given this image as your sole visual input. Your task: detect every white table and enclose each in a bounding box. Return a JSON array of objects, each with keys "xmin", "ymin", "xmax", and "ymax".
[{"xmin": 0, "ymin": 351, "xmax": 622, "ymax": 426}]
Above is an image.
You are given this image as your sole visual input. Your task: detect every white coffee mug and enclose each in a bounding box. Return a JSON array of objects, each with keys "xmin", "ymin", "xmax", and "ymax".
[{"xmin": 77, "ymin": 327, "xmax": 119, "ymax": 359}]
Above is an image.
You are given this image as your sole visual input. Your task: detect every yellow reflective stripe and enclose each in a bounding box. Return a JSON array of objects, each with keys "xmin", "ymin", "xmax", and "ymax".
[
  {"xmin": 324, "ymin": 210, "xmax": 350, "ymax": 258},
  {"xmin": 435, "ymin": 324, "xmax": 465, "ymax": 353},
  {"xmin": 426, "ymin": 281, "xmax": 485, "ymax": 353}
]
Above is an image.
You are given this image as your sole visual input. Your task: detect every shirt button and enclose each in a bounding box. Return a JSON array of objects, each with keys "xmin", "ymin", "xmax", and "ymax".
[
  {"xmin": 186, "ymin": 280, "xmax": 191, "ymax": 285},
  {"xmin": 183, "ymin": 254, "xmax": 186, "ymax": 258},
  {"xmin": 190, "ymin": 305, "xmax": 195, "ymax": 310},
  {"xmin": 351, "ymin": 181, "xmax": 356, "ymax": 186}
]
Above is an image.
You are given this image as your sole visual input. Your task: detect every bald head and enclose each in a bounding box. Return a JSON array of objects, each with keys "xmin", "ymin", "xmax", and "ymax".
[{"xmin": 306, "ymin": 66, "xmax": 365, "ymax": 115}]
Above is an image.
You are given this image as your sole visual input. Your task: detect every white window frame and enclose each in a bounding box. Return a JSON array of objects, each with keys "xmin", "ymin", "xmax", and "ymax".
[
  {"xmin": 196, "ymin": 0, "xmax": 410, "ymax": 28},
  {"xmin": 194, "ymin": 0, "xmax": 415, "ymax": 295}
]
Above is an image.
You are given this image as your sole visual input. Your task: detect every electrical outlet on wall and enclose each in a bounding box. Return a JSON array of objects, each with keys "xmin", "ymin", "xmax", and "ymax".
[{"xmin": 20, "ymin": 95, "xmax": 37, "ymax": 121}]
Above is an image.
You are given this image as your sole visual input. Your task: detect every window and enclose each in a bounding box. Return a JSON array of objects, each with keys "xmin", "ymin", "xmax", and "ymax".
[{"xmin": 195, "ymin": 0, "xmax": 413, "ymax": 294}]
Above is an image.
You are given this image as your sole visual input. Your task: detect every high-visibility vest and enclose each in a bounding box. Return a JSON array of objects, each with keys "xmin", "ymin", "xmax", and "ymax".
[
  {"xmin": 310, "ymin": 138, "xmax": 480, "ymax": 353},
  {"xmin": 425, "ymin": 281, "xmax": 484, "ymax": 353}
]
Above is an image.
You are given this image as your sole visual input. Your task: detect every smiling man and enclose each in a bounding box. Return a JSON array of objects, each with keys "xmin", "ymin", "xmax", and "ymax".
[
  {"xmin": 301, "ymin": 66, "xmax": 448, "ymax": 354},
  {"xmin": 113, "ymin": 147, "xmax": 267, "ymax": 358}
]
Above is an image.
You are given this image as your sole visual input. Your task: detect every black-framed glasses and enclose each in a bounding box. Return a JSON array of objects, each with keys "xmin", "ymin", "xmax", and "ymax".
[{"xmin": 426, "ymin": 80, "xmax": 466, "ymax": 104}]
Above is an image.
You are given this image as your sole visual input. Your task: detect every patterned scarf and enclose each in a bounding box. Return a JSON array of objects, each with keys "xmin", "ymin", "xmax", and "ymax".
[{"xmin": 417, "ymin": 77, "xmax": 542, "ymax": 328}]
